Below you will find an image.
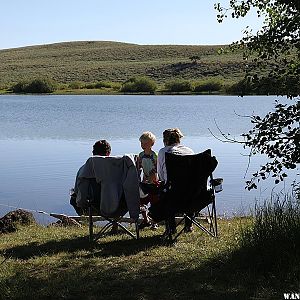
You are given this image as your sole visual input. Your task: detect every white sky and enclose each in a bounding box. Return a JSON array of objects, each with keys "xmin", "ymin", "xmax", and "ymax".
[{"xmin": 1, "ymin": 0, "xmax": 262, "ymax": 49}]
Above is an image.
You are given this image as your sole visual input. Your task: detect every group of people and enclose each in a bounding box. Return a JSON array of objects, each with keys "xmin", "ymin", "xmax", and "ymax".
[{"xmin": 70, "ymin": 127, "xmax": 195, "ymax": 233}]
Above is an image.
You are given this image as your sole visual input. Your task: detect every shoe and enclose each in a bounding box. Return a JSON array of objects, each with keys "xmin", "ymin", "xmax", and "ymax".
[
  {"xmin": 139, "ymin": 221, "xmax": 151, "ymax": 229},
  {"xmin": 184, "ymin": 225, "xmax": 194, "ymax": 233}
]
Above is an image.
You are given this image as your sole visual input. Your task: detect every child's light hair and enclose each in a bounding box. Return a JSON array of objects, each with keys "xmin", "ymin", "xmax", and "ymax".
[{"xmin": 139, "ymin": 131, "xmax": 156, "ymax": 143}]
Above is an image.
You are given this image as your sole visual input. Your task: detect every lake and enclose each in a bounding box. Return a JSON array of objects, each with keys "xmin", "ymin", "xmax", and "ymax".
[{"xmin": 0, "ymin": 95, "xmax": 296, "ymax": 223}]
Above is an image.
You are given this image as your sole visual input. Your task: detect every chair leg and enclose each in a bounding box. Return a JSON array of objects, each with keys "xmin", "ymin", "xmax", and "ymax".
[
  {"xmin": 212, "ymin": 199, "xmax": 218, "ymax": 237},
  {"xmin": 189, "ymin": 216, "xmax": 215, "ymax": 237},
  {"xmin": 117, "ymin": 222, "xmax": 138, "ymax": 239},
  {"xmin": 135, "ymin": 221, "xmax": 139, "ymax": 240},
  {"xmin": 88, "ymin": 204, "xmax": 93, "ymax": 242}
]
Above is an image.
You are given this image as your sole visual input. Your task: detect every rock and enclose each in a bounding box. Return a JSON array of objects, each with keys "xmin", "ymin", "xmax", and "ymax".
[
  {"xmin": 48, "ymin": 215, "xmax": 82, "ymax": 227},
  {"xmin": 0, "ymin": 209, "xmax": 36, "ymax": 234}
]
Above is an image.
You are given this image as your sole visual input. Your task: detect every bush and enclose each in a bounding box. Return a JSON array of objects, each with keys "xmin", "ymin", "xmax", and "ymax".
[
  {"xmin": 226, "ymin": 76, "xmax": 300, "ymax": 96},
  {"xmin": 94, "ymin": 81, "xmax": 112, "ymax": 89},
  {"xmin": 164, "ymin": 79, "xmax": 193, "ymax": 92},
  {"xmin": 194, "ymin": 79, "xmax": 222, "ymax": 93},
  {"xmin": 12, "ymin": 78, "xmax": 56, "ymax": 93},
  {"xmin": 84, "ymin": 83, "xmax": 95, "ymax": 89},
  {"xmin": 69, "ymin": 81, "xmax": 82, "ymax": 89},
  {"xmin": 120, "ymin": 77, "xmax": 157, "ymax": 93},
  {"xmin": 82, "ymin": 81, "xmax": 112, "ymax": 89},
  {"xmin": 225, "ymin": 79, "xmax": 253, "ymax": 95},
  {"xmin": 11, "ymin": 81, "xmax": 28, "ymax": 93}
]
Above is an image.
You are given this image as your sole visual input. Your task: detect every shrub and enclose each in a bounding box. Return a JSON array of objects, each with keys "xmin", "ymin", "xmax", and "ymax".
[
  {"xmin": 120, "ymin": 77, "xmax": 157, "ymax": 93},
  {"xmin": 11, "ymin": 81, "xmax": 28, "ymax": 93},
  {"xmin": 12, "ymin": 78, "xmax": 56, "ymax": 93},
  {"xmin": 194, "ymin": 79, "xmax": 222, "ymax": 93},
  {"xmin": 69, "ymin": 81, "xmax": 82, "ymax": 89},
  {"xmin": 25, "ymin": 78, "xmax": 56, "ymax": 93},
  {"xmin": 94, "ymin": 81, "xmax": 112, "ymax": 89},
  {"xmin": 164, "ymin": 79, "xmax": 193, "ymax": 92},
  {"xmin": 84, "ymin": 83, "xmax": 95, "ymax": 89},
  {"xmin": 225, "ymin": 79, "xmax": 253, "ymax": 95}
]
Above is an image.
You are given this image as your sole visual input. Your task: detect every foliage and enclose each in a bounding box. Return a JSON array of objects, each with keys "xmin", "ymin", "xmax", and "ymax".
[
  {"xmin": 244, "ymin": 100, "xmax": 299, "ymax": 189},
  {"xmin": 93, "ymin": 81, "xmax": 112, "ymax": 89},
  {"xmin": 215, "ymin": 0, "xmax": 300, "ymax": 190},
  {"xmin": 120, "ymin": 76, "xmax": 157, "ymax": 93},
  {"xmin": 164, "ymin": 79, "xmax": 193, "ymax": 92},
  {"xmin": 68, "ymin": 81, "xmax": 82, "ymax": 89},
  {"xmin": 11, "ymin": 81, "xmax": 28, "ymax": 93},
  {"xmin": 12, "ymin": 78, "xmax": 56, "ymax": 93},
  {"xmin": 225, "ymin": 76, "xmax": 300, "ymax": 95},
  {"xmin": 194, "ymin": 79, "xmax": 223, "ymax": 93}
]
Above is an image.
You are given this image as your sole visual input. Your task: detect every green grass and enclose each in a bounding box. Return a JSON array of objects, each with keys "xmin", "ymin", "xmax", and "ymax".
[
  {"xmin": 1, "ymin": 207, "xmax": 299, "ymax": 299},
  {"xmin": 0, "ymin": 41, "xmax": 245, "ymax": 86}
]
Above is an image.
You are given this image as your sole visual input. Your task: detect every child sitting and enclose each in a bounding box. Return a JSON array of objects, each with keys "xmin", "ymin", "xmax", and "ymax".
[{"xmin": 138, "ymin": 131, "xmax": 159, "ymax": 230}]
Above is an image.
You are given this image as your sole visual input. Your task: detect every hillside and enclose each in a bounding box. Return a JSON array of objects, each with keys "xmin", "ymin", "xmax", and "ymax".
[{"xmin": 0, "ymin": 41, "xmax": 245, "ymax": 86}]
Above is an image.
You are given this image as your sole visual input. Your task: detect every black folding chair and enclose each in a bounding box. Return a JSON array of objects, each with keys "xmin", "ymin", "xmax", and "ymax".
[
  {"xmin": 86, "ymin": 178, "xmax": 139, "ymax": 242},
  {"xmin": 149, "ymin": 149, "xmax": 221, "ymax": 243}
]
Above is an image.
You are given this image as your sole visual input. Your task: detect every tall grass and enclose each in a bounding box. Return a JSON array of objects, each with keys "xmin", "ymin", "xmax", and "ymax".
[{"xmin": 238, "ymin": 193, "xmax": 300, "ymax": 273}]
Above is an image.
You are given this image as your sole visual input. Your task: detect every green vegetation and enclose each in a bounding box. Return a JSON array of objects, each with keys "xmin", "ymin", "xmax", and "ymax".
[
  {"xmin": 3, "ymin": 40, "xmax": 296, "ymax": 95},
  {"xmin": 0, "ymin": 195, "xmax": 299, "ymax": 299},
  {"xmin": 0, "ymin": 41, "xmax": 245, "ymax": 88},
  {"xmin": 194, "ymin": 79, "xmax": 223, "ymax": 94},
  {"xmin": 164, "ymin": 79, "xmax": 193, "ymax": 93},
  {"xmin": 216, "ymin": 0, "xmax": 300, "ymax": 191},
  {"xmin": 120, "ymin": 76, "xmax": 157, "ymax": 93},
  {"xmin": 11, "ymin": 77, "xmax": 56, "ymax": 93}
]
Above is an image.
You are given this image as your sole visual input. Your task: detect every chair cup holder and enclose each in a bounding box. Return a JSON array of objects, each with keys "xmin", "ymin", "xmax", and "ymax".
[{"xmin": 211, "ymin": 178, "xmax": 223, "ymax": 193}]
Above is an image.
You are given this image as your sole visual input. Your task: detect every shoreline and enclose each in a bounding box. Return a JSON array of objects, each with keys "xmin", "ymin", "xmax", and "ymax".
[{"xmin": 0, "ymin": 89, "xmax": 270, "ymax": 96}]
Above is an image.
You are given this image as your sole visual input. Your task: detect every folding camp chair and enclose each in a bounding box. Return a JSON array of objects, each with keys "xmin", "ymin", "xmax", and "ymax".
[
  {"xmin": 74, "ymin": 155, "xmax": 140, "ymax": 242},
  {"xmin": 149, "ymin": 149, "xmax": 221, "ymax": 243},
  {"xmin": 87, "ymin": 180, "xmax": 139, "ymax": 242}
]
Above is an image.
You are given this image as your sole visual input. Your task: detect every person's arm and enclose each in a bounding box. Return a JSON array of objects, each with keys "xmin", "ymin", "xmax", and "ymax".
[
  {"xmin": 157, "ymin": 148, "xmax": 166, "ymax": 182},
  {"xmin": 150, "ymin": 151, "xmax": 158, "ymax": 182}
]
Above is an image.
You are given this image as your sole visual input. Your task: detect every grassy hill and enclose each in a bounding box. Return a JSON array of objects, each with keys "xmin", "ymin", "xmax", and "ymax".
[{"xmin": 0, "ymin": 41, "xmax": 245, "ymax": 87}]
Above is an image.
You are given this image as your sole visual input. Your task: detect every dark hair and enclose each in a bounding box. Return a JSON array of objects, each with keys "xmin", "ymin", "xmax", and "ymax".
[
  {"xmin": 92, "ymin": 140, "xmax": 111, "ymax": 156},
  {"xmin": 163, "ymin": 128, "xmax": 184, "ymax": 146}
]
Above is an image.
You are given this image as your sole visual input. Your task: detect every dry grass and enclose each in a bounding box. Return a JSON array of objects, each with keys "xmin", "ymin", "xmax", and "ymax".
[{"xmin": 0, "ymin": 41, "xmax": 245, "ymax": 86}]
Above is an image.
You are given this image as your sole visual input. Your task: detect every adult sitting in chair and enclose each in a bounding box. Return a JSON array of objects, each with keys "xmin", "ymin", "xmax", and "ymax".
[
  {"xmin": 70, "ymin": 140, "xmax": 140, "ymax": 240},
  {"xmin": 157, "ymin": 128, "xmax": 195, "ymax": 233},
  {"xmin": 70, "ymin": 140, "xmax": 111, "ymax": 215}
]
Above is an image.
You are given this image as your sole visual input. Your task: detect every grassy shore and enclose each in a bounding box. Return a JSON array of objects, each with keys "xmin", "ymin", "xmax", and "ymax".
[{"xmin": 1, "ymin": 202, "xmax": 299, "ymax": 300}]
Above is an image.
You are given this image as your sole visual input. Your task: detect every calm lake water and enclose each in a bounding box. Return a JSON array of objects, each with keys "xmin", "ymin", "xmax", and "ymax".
[{"xmin": 0, "ymin": 95, "xmax": 296, "ymax": 223}]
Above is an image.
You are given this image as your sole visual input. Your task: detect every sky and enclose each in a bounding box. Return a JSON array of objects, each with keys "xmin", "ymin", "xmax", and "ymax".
[{"xmin": 1, "ymin": 0, "xmax": 262, "ymax": 50}]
